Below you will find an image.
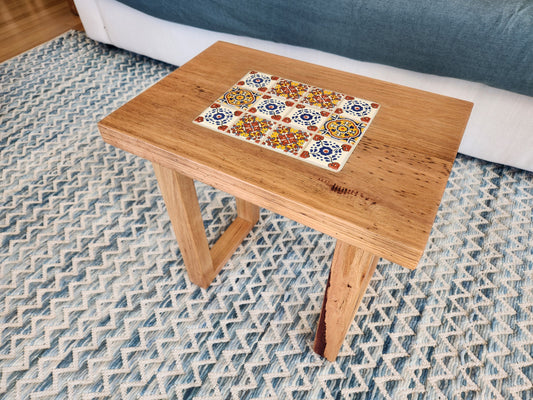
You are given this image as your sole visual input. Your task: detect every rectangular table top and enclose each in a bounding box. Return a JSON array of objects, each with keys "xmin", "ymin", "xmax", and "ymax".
[{"xmin": 98, "ymin": 41, "xmax": 473, "ymax": 269}]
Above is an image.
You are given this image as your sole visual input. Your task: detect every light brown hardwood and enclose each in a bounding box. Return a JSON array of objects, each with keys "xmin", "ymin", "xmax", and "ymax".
[
  {"xmin": 210, "ymin": 198, "xmax": 259, "ymax": 276},
  {"xmin": 314, "ymin": 241, "xmax": 378, "ymax": 361},
  {"xmin": 152, "ymin": 162, "xmax": 258, "ymax": 288},
  {"xmin": 0, "ymin": 0, "xmax": 83, "ymax": 62},
  {"xmin": 66, "ymin": 0, "xmax": 77, "ymax": 15},
  {"xmin": 152, "ymin": 163, "xmax": 213, "ymax": 288},
  {"xmin": 236, "ymin": 197, "xmax": 260, "ymax": 224},
  {"xmin": 99, "ymin": 41, "xmax": 472, "ymax": 360}
]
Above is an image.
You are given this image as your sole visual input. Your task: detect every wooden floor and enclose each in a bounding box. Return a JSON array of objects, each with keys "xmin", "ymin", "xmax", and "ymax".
[{"xmin": 0, "ymin": 0, "xmax": 83, "ymax": 62}]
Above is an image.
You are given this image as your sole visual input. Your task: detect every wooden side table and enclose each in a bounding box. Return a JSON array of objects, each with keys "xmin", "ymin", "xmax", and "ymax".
[{"xmin": 99, "ymin": 42, "xmax": 472, "ymax": 361}]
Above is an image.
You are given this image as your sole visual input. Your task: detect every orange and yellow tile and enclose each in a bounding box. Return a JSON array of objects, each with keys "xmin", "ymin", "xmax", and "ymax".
[
  {"xmin": 303, "ymin": 88, "xmax": 343, "ymax": 109},
  {"xmin": 229, "ymin": 114, "xmax": 273, "ymax": 142},
  {"xmin": 264, "ymin": 125, "xmax": 310, "ymax": 154},
  {"xmin": 269, "ymin": 79, "xmax": 308, "ymax": 100}
]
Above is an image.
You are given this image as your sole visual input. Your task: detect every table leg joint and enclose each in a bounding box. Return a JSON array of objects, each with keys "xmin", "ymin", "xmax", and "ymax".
[
  {"xmin": 152, "ymin": 162, "xmax": 259, "ymax": 288},
  {"xmin": 209, "ymin": 215, "xmax": 256, "ymax": 280}
]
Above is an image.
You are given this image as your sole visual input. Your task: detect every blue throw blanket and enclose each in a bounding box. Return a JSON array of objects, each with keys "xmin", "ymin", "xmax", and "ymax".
[{"xmin": 117, "ymin": 0, "xmax": 533, "ymax": 97}]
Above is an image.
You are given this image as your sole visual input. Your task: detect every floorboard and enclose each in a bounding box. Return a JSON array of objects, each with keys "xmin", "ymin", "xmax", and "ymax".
[{"xmin": 0, "ymin": 0, "xmax": 83, "ymax": 62}]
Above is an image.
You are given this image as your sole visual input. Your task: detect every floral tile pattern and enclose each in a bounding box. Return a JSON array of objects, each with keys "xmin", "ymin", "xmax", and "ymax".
[
  {"xmin": 320, "ymin": 114, "xmax": 367, "ymax": 144},
  {"xmin": 252, "ymin": 95, "xmax": 291, "ymax": 120},
  {"xmin": 263, "ymin": 125, "xmax": 310, "ymax": 155},
  {"xmin": 193, "ymin": 71, "xmax": 380, "ymax": 171},
  {"xmin": 284, "ymin": 106, "xmax": 329, "ymax": 131},
  {"xmin": 237, "ymin": 71, "xmax": 275, "ymax": 92},
  {"xmin": 229, "ymin": 114, "xmax": 273, "ymax": 143},
  {"xmin": 269, "ymin": 78, "xmax": 309, "ymax": 100},
  {"xmin": 301, "ymin": 135, "xmax": 352, "ymax": 171},
  {"xmin": 302, "ymin": 87, "xmax": 343, "ymax": 110},
  {"xmin": 337, "ymin": 96, "xmax": 380, "ymax": 122},
  {"xmin": 218, "ymin": 87, "xmax": 259, "ymax": 110},
  {"xmin": 194, "ymin": 104, "xmax": 240, "ymax": 132}
]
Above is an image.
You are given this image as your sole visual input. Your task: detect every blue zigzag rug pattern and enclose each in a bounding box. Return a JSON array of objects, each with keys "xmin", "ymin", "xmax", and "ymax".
[{"xmin": 1, "ymin": 31, "xmax": 532, "ymax": 399}]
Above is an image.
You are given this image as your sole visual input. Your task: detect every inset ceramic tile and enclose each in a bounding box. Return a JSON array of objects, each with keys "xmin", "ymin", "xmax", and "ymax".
[
  {"xmin": 336, "ymin": 97, "xmax": 380, "ymax": 123},
  {"xmin": 228, "ymin": 113, "xmax": 274, "ymax": 143},
  {"xmin": 192, "ymin": 70, "xmax": 380, "ymax": 172},
  {"xmin": 269, "ymin": 78, "xmax": 309, "ymax": 101},
  {"xmin": 302, "ymin": 87, "xmax": 344, "ymax": 110},
  {"xmin": 218, "ymin": 86, "xmax": 259, "ymax": 110},
  {"xmin": 237, "ymin": 71, "xmax": 275, "ymax": 92},
  {"xmin": 320, "ymin": 114, "xmax": 367, "ymax": 145},
  {"xmin": 252, "ymin": 95, "xmax": 292, "ymax": 121},
  {"xmin": 300, "ymin": 135, "xmax": 352, "ymax": 171},
  {"xmin": 263, "ymin": 125, "xmax": 310, "ymax": 155},
  {"xmin": 284, "ymin": 106, "xmax": 330, "ymax": 131},
  {"xmin": 193, "ymin": 104, "xmax": 240, "ymax": 132}
]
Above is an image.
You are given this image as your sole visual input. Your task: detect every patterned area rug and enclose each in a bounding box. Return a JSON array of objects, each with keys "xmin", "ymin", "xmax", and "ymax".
[{"xmin": 1, "ymin": 31, "xmax": 532, "ymax": 400}]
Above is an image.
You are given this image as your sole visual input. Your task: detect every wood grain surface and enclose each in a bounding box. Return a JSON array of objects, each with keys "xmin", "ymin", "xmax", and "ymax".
[
  {"xmin": 99, "ymin": 41, "xmax": 473, "ymax": 270},
  {"xmin": 314, "ymin": 241, "xmax": 379, "ymax": 361},
  {"xmin": 152, "ymin": 163, "xmax": 258, "ymax": 288},
  {"xmin": 0, "ymin": 0, "xmax": 82, "ymax": 62},
  {"xmin": 152, "ymin": 163, "xmax": 213, "ymax": 287}
]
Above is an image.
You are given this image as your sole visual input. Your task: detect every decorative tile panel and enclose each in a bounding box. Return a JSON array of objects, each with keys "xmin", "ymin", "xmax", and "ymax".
[{"xmin": 193, "ymin": 71, "xmax": 380, "ymax": 171}]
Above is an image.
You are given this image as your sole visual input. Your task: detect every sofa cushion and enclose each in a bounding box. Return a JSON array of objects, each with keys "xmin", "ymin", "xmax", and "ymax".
[{"xmin": 116, "ymin": 0, "xmax": 533, "ymax": 97}]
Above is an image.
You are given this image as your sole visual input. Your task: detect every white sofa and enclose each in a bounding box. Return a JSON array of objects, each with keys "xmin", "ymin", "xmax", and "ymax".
[{"xmin": 75, "ymin": 0, "xmax": 533, "ymax": 172}]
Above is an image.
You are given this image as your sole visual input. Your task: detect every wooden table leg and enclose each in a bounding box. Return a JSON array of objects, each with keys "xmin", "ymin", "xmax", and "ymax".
[
  {"xmin": 152, "ymin": 163, "xmax": 259, "ymax": 288},
  {"xmin": 314, "ymin": 240, "xmax": 379, "ymax": 361}
]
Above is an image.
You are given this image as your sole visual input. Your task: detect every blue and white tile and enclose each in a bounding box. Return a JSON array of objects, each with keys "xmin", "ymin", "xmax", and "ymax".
[
  {"xmin": 335, "ymin": 96, "xmax": 380, "ymax": 123},
  {"xmin": 193, "ymin": 104, "xmax": 241, "ymax": 132},
  {"xmin": 300, "ymin": 135, "xmax": 353, "ymax": 171},
  {"xmin": 252, "ymin": 95, "xmax": 293, "ymax": 121},
  {"xmin": 283, "ymin": 106, "xmax": 330, "ymax": 132},
  {"xmin": 237, "ymin": 71, "xmax": 276, "ymax": 93}
]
